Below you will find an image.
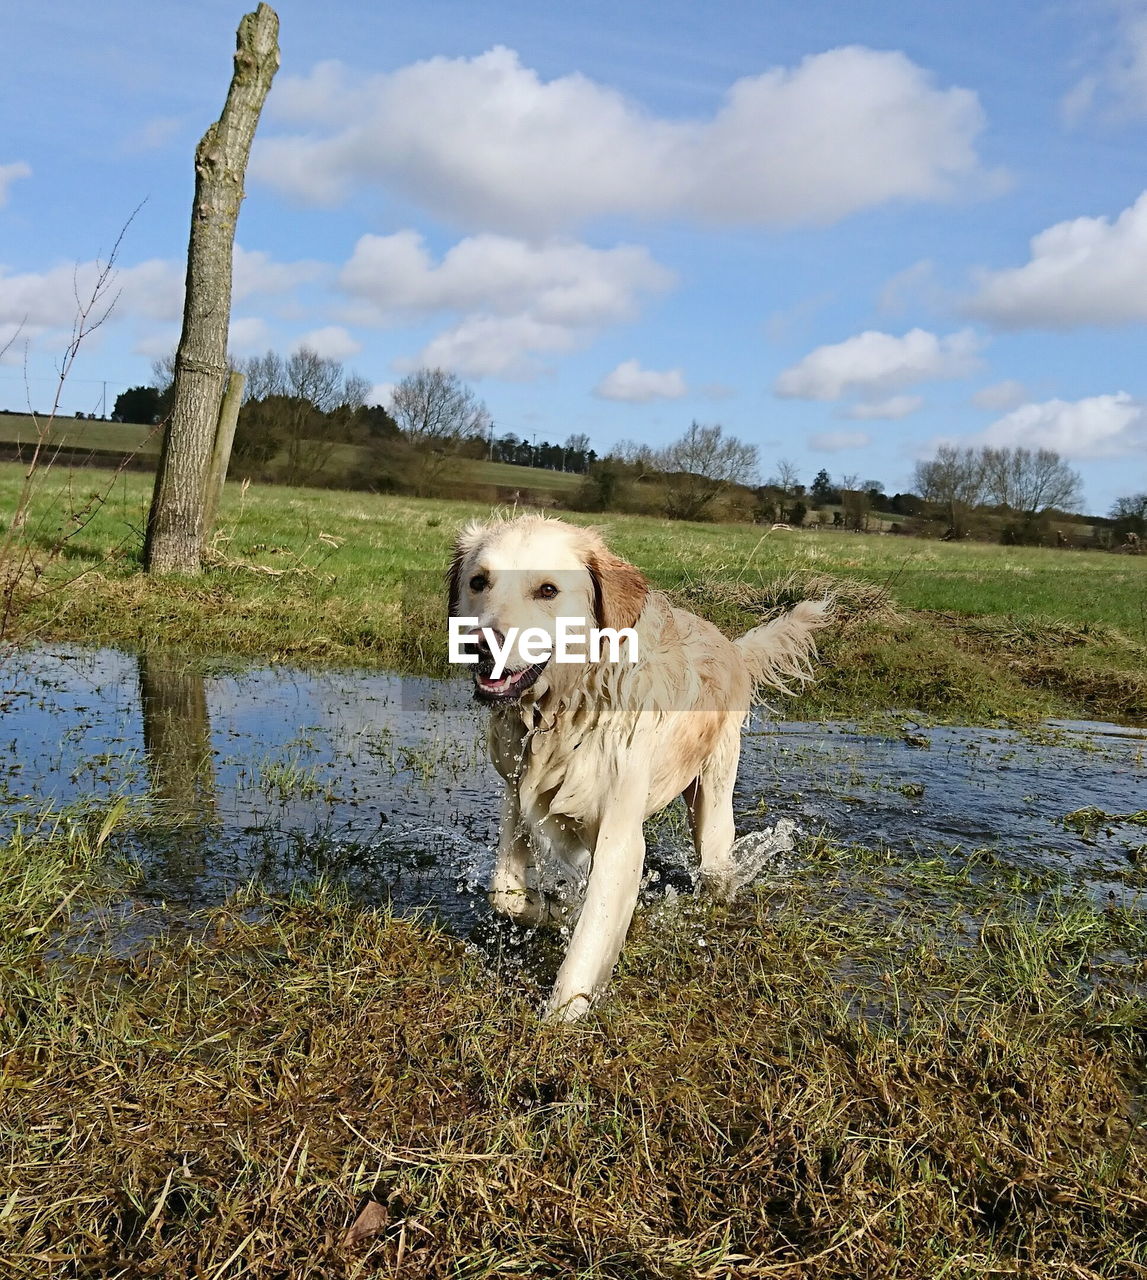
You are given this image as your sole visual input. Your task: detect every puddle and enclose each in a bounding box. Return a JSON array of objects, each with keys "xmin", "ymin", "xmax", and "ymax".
[{"xmin": 2, "ymin": 645, "xmax": 1145, "ymax": 942}]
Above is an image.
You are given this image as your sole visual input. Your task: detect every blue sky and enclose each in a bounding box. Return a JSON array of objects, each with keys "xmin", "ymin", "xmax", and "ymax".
[{"xmin": 4, "ymin": 0, "xmax": 1147, "ymax": 512}]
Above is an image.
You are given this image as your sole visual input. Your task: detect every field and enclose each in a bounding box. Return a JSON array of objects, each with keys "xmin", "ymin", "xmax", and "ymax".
[
  {"xmin": 3, "ymin": 462, "xmax": 1145, "ymax": 723},
  {"xmin": 2, "ymin": 462, "xmax": 1146, "ymax": 1276},
  {"xmin": 0, "ymin": 413, "xmax": 585, "ymax": 495},
  {"xmin": 0, "ymin": 412, "xmax": 159, "ymax": 455}
]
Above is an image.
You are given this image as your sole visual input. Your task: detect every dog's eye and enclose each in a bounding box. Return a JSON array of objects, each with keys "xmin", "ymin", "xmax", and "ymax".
[
  {"xmin": 469, "ymin": 574, "xmax": 488, "ymax": 592},
  {"xmin": 536, "ymin": 583, "xmax": 559, "ymax": 600}
]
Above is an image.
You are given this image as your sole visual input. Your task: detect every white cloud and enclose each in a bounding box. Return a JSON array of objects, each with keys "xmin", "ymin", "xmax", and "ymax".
[
  {"xmin": 1063, "ymin": 1, "xmax": 1147, "ymax": 120},
  {"xmin": 233, "ymin": 245, "xmax": 324, "ymax": 301},
  {"xmin": 877, "ymin": 259, "xmax": 942, "ymax": 314},
  {"xmin": 594, "ymin": 359, "xmax": 687, "ymax": 402},
  {"xmin": 774, "ymin": 328, "xmax": 982, "ymax": 401},
  {"xmin": 810, "ymin": 430, "xmax": 872, "ymax": 452},
  {"xmin": 0, "ymin": 245, "xmax": 317, "ymax": 337},
  {"xmin": 839, "ymin": 394, "xmax": 923, "ymax": 420},
  {"xmin": 133, "ymin": 328, "xmax": 180, "ymax": 360},
  {"xmin": 229, "ymin": 317, "xmax": 271, "ymax": 354},
  {"xmin": 367, "ymin": 381, "xmax": 395, "ymax": 406},
  {"xmin": 407, "ymin": 314, "xmax": 582, "ymax": 380},
  {"xmin": 340, "ymin": 231, "xmax": 673, "ymax": 379},
  {"xmin": 255, "ymin": 45, "xmax": 988, "ymax": 233},
  {"xmin": 0, "ymin": 161, "xmax": 30, "ymax": 209},
  {"xmin": 966, "ymin": 190, "xmax": 1147, "ymax": 328},
  {"xmin": 0, "ymin": 257, "xmax": 184, "ymax": 331},
  {"xmin": 972, "ymin": 379, "xmax": 1028, "ymax": 411},
  {"xmin": 295, "ymin": 324, "xmax": 361, "ymax": 360},
  {"xmin": 339, "ymin": 232, "xmax": 672, "ymax": 324},
  {"xmin": 981, "ymin": 393, "xmax": 1146, "ymax": 459}
]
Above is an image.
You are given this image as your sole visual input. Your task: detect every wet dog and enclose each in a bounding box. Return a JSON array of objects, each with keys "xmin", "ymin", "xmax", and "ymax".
[{"xmin": 449, "ymin": 515, "xmax": 830, "ymax": 1021}]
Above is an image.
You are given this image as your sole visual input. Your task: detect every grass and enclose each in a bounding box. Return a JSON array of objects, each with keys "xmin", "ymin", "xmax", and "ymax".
[
  {"xmin": 4, "ymin": 462, "xmax": 1145, "ymax": 725},
  {"xmin": 1, "ymin": 818, "xmax": 1144, "ymax": 1277},
  {"xmin": 3, "ymin": 465, "xmax": 1146, "ymax": 1274},
  {"xmin": 0, "ymin": 413, "xmax": 158, "ymax": 455},
  {"xmin": 0, "ymin": 416, "xmax": 586, "ymax": 496},
  {"xmin": 465, "ymin": 458, "xmax": 583, "ymax": 492}
]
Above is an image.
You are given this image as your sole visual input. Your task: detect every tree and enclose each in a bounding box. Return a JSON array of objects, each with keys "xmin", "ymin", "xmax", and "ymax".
[
  {"xmin": 389, "ymin": 368, "xmax": 492, "ymax": 495},
  {"xmin": 114, "ymin": 386, "xmax": 162, "ymax": 425},
  {"xmin": 232, "ymin": 346, "xmax": 370, "ymax": 481},
  {"xmin": 563, "ymin": 432, "xmax": 592, "ymax": 473},
  {"xmin": 144, "ymin": 4, "xmax": 279, "ymax": 573},
  {"xmin": 838, "ymin": 474, "xmax": 871, "ymax": 531},
  {"xmin": 771, "ymin": 458, "xmax": 800, "ymax": 494},
  {"xmin": 611, "ymin": 439, "xmax": 660, "ymax": 482},
  {"xmin": 1111, "ymin": 492, "xmax": 1147, "ymax": 541},
  {"xmin": 980, "ymin": 446, "xmax": 1082, "ymax": 518},
  {"xmin": 913, "ymin": 445, "xmax": 984, "ymax": 537},
  {"xmin": 576, "ymin": 459, "xmax": 625, "ymax": 512},
  {"xmin": 810, "ymin": 468, "xmax": 836, "ymax": 505},
  {"xmin": 658, "ymin": 421, "xmax": 758, "ymax": 521}
]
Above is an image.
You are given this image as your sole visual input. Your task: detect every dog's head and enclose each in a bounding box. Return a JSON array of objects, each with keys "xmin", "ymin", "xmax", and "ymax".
[{"xmin": 448, "ymin": 515, "xmax": 648, "ymax": 704}]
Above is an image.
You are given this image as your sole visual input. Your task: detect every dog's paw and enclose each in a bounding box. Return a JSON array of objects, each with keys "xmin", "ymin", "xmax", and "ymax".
[{"xmin": 541, "ymin": 990, "xmax": 593, "ymax": 1024}]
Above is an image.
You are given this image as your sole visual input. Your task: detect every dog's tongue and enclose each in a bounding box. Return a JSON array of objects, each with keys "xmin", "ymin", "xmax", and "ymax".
[{"xmin": 477, "ymin": 667, "xmax": 530, "ymax": 694}]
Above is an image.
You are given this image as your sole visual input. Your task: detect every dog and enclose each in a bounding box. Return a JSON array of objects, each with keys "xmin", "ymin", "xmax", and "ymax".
[{"xmin": 448, "ymin": 515, "xmax": 830, "ymax": 1022}]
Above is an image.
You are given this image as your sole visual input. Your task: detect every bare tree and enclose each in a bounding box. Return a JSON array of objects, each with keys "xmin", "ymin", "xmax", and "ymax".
[
  {"xmin": 913, "ymin": 445, "xmax": 985, "ymax": 537},
  {"xmin": 150, "ymin": 351, "xmax": 178, "ymax": 397},
  {"xmin": 1110, "ymin": 492, "xmax": 1147, "ymax": 544},
  {"xmin": 770, "ymin": 457, "xmax": 800, "ymax": 494},
  {"xmin": 837, "ymin": 474, "xmax": 870, "ymax": 531},
  {"xmin": 389, "ymin": 368, "xmax": 492, "ymax": 494},
  {"xmin": 233, "ymin": 345, "xmax": 369, "ymax": 482},
  {"xmin": 610, "ymin": 439, "xmax": 660, "ymax": 481},
  {"xmin": 239, "ymin": 349, "xmax": 285, "ymax": 402},
  {"xmin": 980, "ymin": 446, "xmax": 1081, "ymax": 516},
  {"xmin": 658, "ymin": 421, "xmax": 758, "ymax": 521},
  {"xmin": 1111, "ymin": 492, "xmax": 1147, "ymax": 524},
  {"xmin": 144, "ymin": 4, "xmax": 279, "ymax": 574}
]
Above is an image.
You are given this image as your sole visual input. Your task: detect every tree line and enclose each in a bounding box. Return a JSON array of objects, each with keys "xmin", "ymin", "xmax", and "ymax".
[{"xmin": 110, "ymin": 354, "xmax": 1141, "ymax": 543}]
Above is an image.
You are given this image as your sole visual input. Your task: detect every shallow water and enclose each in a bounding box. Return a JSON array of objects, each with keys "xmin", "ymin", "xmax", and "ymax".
[{"xmin": 2, "ymin": 645, "xmax": 1145, "ymax": 937}]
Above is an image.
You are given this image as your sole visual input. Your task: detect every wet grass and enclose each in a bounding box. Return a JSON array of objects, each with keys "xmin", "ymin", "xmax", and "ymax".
[
  {"xmin": 3, "ymin": 464, "xmax": 1145, "ymax": 726},
  {"xmin": 1, "ymin": 816, "xmax": 1145, "ymax": 1277}
]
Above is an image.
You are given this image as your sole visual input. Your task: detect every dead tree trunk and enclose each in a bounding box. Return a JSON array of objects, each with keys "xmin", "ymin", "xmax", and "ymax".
[
  {"xmin": 202, "ymin": 368, "xmax": 245, "ymax": 543},
  {"xmin": 143, "ymin": 4, "xmax": 279, "ymax": 575}
]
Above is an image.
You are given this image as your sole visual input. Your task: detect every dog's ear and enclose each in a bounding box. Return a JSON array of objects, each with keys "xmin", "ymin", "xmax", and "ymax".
[
  {"xmin": 447, "ymin": 538, "xmax": 466, "ymax": 617},
  {"xmin": 587, "ymin": 546, "xmax": 648, "ymax": 632}
]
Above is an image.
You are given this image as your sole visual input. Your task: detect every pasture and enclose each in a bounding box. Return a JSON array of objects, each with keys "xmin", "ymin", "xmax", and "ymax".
[
  {"xmin": 4, "ymin": 462, "xmax": 1145, "ymax": 723},
  {"xmin": 1, "ymin": 461, "xmax": 1146, "ymax": 1276}
]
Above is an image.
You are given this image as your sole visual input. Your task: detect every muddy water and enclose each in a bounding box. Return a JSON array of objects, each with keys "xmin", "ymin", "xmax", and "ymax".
[{"xmin": 2, "ymin": 645, "xmax": 1144, "ymax": 935}]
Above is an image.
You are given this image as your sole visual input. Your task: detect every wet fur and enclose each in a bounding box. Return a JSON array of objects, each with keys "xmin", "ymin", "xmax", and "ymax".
[{"xmin": 449, "ymin": 515, "xmax": 831, "ymax": 1021}]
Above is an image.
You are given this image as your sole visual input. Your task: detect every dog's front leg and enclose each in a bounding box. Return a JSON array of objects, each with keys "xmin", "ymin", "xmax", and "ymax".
[
  {"xmin": 489, "ymin": 786, "xmax": 547, "ymax": 925},
  {"xmin": 543, "ymin": 782, "xmax": 647, "ymax": 1023}
]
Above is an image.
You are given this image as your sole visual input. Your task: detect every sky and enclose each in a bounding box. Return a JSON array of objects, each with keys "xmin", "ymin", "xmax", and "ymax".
[{"xmin": 3, "ymin": 0, "xmax": 1147, "ymax": 514}]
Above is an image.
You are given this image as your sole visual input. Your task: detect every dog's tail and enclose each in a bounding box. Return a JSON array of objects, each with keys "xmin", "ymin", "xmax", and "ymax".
[{"xmin": 734, "ymin": 598, "xmax": 834, "ymax": 698}]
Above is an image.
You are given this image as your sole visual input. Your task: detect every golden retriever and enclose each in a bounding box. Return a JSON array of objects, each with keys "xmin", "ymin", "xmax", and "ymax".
[{"xmin": 448, "ymin": 515, "xmax": 830, "ymax": 1022}]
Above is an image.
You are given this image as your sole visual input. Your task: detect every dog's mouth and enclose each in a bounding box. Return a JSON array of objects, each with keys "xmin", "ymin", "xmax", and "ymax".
[{"xmin": 473, "ymin": 658, "xmax": 548, "ymax": 703}]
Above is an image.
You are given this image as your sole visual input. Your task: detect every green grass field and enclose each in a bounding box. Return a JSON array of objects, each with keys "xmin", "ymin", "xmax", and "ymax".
[
  {"xmin": 3, "ymin": 461, "xmax": 1144, "ymax": 723},
  {"xmin": 0, "ymin": 415, "xmax": 589, "ymax": 496},
  {"xmin": 3, "ymin": 465, "xmax": 1147, "ymax": 1274},
  {"xmin": 0, "ymin": 412, "xmax": 159, "ymax": 454}
]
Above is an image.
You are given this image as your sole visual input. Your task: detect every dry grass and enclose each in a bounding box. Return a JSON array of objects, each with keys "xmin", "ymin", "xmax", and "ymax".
[{"xmin": 2, "ymin": 820, "xmax": 1145, "ymax": 1278}]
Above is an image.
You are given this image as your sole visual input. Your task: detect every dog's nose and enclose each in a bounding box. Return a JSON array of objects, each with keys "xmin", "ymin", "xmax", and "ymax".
[{"xmin": 476, "ymin": 627, "xmax": 505, "ymax": 657}]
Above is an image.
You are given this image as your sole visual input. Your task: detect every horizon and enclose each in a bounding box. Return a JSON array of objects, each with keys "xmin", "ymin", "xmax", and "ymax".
[{"xmin": 3, "ymin": 0, "xmax": 1147, "ymax": 516}]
